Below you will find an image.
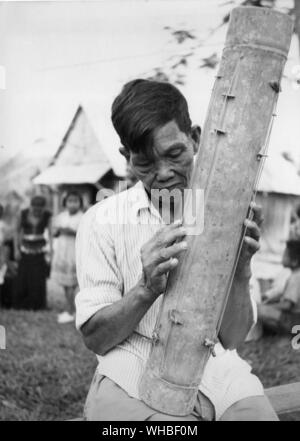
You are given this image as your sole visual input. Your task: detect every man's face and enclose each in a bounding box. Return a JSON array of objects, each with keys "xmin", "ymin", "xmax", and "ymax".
[{"xmin": 129, "ymin": 120, "xmax": 199, "ymax": 195}]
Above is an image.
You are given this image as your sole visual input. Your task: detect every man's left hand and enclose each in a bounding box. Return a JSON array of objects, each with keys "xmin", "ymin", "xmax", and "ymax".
[{"xmin": 235, "ymin": 202, "xmax": 263, "ymax": 279}]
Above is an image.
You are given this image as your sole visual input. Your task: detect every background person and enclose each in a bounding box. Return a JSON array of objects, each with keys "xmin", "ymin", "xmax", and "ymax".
[
  {"xmin": 0, "ymin": 242, "xmax": 18, "ymax": 309},
  {"xmin": 259, "ymin": 239, "xmax": 300, "ymax": 333},
  {"xmin": 51, "ymin": 191, "xmax": 83, "ymax": 324},
  {"xmin": 0, "ymin": 204, "xmax": 8, "ymax": 291},
  {"xmin": 14, "ymin": 196, "xmax": 52, "ymax": 310}
]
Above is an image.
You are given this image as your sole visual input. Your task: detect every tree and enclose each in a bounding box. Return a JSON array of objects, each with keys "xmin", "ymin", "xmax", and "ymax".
[{"xmin": 146, "ymin": 0, "xmax": 300, "ymax": 85}]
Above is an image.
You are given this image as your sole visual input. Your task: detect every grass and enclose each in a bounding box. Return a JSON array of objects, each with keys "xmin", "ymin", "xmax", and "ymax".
[
  {"xmin": 239, "ymin": 335, "xmax": 300, "ymax": 421},
  {"xmin": 0, "ymin": 280, "xmax": 300, "ymax": 420},
  {"xmin": 0, "ymin": 281, "xmax": 96, "ymax": 421}
]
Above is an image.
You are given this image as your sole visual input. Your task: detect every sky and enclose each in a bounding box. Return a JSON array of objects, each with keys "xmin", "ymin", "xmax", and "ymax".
[
  {"xmin": 0, "ymin": 0, "xmax": 228, "ymax": 161},
  {"xmin": 0, "ymin": 0, "xmax": 299, "ymax": 167}
]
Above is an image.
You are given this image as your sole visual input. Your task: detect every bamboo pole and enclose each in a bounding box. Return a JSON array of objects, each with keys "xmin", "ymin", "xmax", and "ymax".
[
  {"xmin": 139, "ymin": 6, "xmax": 293, "ymax": 416},
  {"xmin": 294, "ymin": 0, "xmax": 300, "ymax": 57}
]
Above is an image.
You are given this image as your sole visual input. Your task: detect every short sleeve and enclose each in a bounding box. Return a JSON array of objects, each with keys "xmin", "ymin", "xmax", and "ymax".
[
  {"xmin": 75, "ymin": 204, "xmax": 124, "ymax": 330},
  {"xmin": 52, "ymin": 212, "xmax": 62, "ymax": 230}
]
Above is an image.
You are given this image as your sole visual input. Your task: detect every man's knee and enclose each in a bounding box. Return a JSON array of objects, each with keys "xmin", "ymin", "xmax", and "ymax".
[{"xmin": 220, "ymin": 395, "xmax": 279, "ymax": 421}]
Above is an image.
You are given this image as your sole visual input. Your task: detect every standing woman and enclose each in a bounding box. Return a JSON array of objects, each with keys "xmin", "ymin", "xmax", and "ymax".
[
  {"xmin": 14, "ymin": 196, "xmax": 52, "ymax": 310},
  {"xmin": 51, "ymin": 191, "xmax": 83, "ymax": 324}
]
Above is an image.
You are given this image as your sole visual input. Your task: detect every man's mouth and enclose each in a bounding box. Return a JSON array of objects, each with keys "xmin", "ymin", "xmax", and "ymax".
[{"xmin": 152, "ymin": 183, "xmax": 183, "ymax": 191}]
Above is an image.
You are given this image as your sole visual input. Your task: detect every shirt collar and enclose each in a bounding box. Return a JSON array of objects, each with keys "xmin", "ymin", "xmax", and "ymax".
[{"xmin": 129, "ymin": 181, "xmax": 162, "ymax": 222}]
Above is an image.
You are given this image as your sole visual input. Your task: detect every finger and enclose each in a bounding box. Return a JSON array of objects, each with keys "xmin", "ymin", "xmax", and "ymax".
[
  {"xmin": 243, "ymin": 236, "xmax": 260, "ymax": 253},
  {"xmin": 153, "ymin": 220, "xmax": 183, "ymax": 241},
  {"xmin": 155, "ymin": 257, "xmax": 179, "ymax": 276},
  {"xmin": 244, "ymin": 219, "xmax": 260, "ymax": 241},
  {"xmin": 156, "ymin": 241, "xmax": 188, "ymax": 263},
  {"xmin": 156, "ymin": 225, "xmax": 187, "ymax": 248},
  {"xmin": 250, "ymin": 202, "xmax": 264, "ymax": 226},
  {"xmin": 158, "ymin": 219, "xmax": 183, "ymax": 232}
]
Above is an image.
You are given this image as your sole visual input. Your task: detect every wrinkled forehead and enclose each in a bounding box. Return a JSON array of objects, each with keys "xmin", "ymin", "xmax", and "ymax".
[{"xmin": 132, "ymin": 120, "xmax": 190, "ymax": 160}]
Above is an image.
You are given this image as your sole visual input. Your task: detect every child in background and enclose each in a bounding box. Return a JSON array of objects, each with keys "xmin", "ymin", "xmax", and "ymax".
[
  {"xmin": 52, "ymin": 191, "xmax": 83, "ymax": 324},
  {"xmin": 258, "ymin": 239, "xmax": 300, "ymax": 333}
]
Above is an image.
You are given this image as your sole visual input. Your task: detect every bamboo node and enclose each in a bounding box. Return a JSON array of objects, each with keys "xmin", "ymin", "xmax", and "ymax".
[
  {"xmin": 152, "ymin": 331, "xmax": 160, "ymax": 344},
  {"xmin": 257, "ymin": 149, "xmax": 268, "ymax": 161},
  {"xmin": 204, "ymin": 338, "xmax": 217, "ymax": 357},
  {"xmin": 215, "ymin": 128, "xmax": 227, "ymax": 135},
  {"xmin": 269, "ymin": 81, "xmax": 281, "ymax": 93},
  {"xmin": 169, "ymin": 309, "xmax": 184, "ymax": 325},
  {"xmin": 222, "ymin": 92, "xmax": 236, "ymax": 99}
]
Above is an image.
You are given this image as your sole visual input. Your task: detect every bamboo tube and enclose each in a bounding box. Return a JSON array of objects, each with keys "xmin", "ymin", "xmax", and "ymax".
[{"xmin": 139, "ymin": 6, "xmax": 293, "ymax": 416}]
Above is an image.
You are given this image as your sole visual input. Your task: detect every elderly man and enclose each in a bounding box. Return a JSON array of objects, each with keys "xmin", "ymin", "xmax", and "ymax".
[{"xmin": 75, "ymin": 79, "xmax": 277, "ymax": 421}]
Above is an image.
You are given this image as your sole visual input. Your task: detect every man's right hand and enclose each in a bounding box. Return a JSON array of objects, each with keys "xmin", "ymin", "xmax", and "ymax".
[{"xmin": 140, "ymin": 220, "xmax": 187, "ymax": 300}]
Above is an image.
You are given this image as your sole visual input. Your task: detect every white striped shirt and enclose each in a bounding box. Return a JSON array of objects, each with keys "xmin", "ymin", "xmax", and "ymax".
[{"xmin": 75, "ymin": 181, "xmax": 262, "ymax": 419}]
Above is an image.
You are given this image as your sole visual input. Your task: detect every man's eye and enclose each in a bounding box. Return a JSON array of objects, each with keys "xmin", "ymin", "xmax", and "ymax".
[
  {"xmin": 137, "ymin": 162, "xmax": 151, "ymax": 169},
  {"xmin": 169, "ymin": 150, "xmax": 182, "ymax": 159}
]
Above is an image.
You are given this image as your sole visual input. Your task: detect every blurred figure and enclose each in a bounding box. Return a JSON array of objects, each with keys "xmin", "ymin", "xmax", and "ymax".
[
  {"xmin": 0, "ymin": 242, "xmax": 18, "ymax": 308},
  {"xmin": 289, "ymin": 203, "xmax": 300, "ymax": 239},
  {"xmin": 0, "ymin": 203, "xmax": 17, "ymax": 308},
  {"xmin": 14, "ymin": 196, "xmax": 52, "ymax": 310},
  {"xmin": 51, "ymin": 191, "xmax": 83, "ymax": 324},
  {"xmin": 258, "ymin": 239, "xmax": 300, "ymax": 333},
  {"xmin": 0, "ymin": 204, "xmax": 8, "ymax": 287}
]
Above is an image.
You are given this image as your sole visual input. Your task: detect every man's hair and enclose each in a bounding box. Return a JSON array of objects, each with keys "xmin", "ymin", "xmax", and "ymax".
[{"xmin": 111, "ymin": 79, "xmax": 192, "ymax": 153}]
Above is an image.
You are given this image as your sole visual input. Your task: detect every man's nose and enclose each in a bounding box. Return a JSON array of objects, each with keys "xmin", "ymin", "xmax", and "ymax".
[{"xmin": 156, "ymin": 162, "xmax": 175, "ymax": 182}]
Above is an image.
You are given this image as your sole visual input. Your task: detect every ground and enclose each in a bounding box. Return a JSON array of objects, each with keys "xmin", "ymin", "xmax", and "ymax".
[
  {"xmin": 0, "ymin": 281, "xmax": 300, "ymax": 421},
  {"xmin": 0, "ymin": 281, "xmax": 96, "ymax": 421}
]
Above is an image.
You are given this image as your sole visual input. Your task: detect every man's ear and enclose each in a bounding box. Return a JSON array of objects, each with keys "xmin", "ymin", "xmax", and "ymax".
[
  {"xmin": 191, "ymin": 125, "xmax": 201, "ymax": 154},
  {"xmin": 119, "ymin": 146, "xmax": 130, "ymax": 161}
]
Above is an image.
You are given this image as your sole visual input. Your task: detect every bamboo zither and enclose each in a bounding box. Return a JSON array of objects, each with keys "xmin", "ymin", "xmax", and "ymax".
[{"xmin": 139, "ymin": 6, "xmax": 293, "ymax": 416}]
